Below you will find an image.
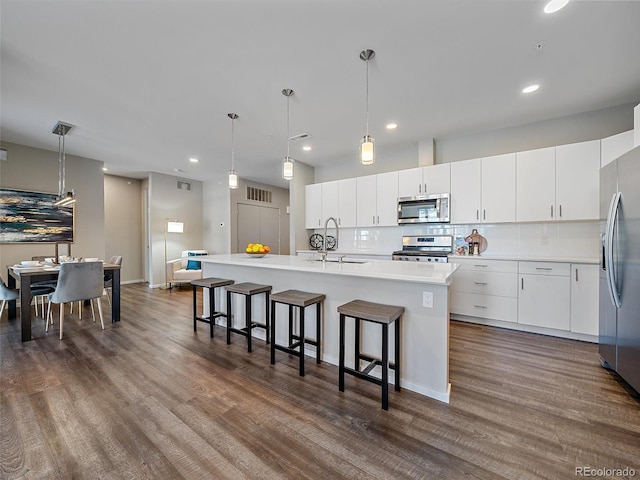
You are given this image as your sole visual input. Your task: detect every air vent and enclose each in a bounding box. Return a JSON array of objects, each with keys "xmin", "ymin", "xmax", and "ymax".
[
  {"xmin": 0, "ymin": 147, "xmax": 7, "ymax": 161},
  {"xmin": 177, "ymin": 181, "xmax": 191, "ymax": 191},
  {"xmin": 289, "ymin": 132, "xmax": 312, "ymax": 142},
  {"xmin": 246, "ymin": 186, "xmax": 272, "ymax": 203}
]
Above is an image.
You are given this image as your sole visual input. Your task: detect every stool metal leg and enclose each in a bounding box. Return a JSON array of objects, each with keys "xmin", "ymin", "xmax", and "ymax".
[
  {"xmin": 339, "ymin": 313, "xmax": 345, "ymax": 392},
  {"xmin": 299, "ymin": 306, "xmax": 305, "ymax": 376},
  {"xmin": 316, "ymin": 301, "xmax": 322, "ymax": 364},
  {"xmin": 264, "ymin": 291, "xmax": 270, "ymax": 344},
  {"xmin": 226, "ymin": 290, "xmax": 232, "ymax": 345},
  {"xmin": 382, "ymin": 323, "xmax": 389, "ymax": 411},
  {"xmin": 246, "ymin": 294, "xmax": 252, "ymax": 353},
  {"xmin": 192, "ymin": 285, "xmax": 198, "ymax": 332},
  {"xmin": 209, "ymin": 287, "xmax": 215, "ymax": 338},
  {"xmin": 288, "ymin": 305, "xmax": 294, "ymax": 347},
  {"xmin": 270, "ymin": 300, "xmax": 276, "ymax": 365},
  {"xmin": 395, "ymin": 318, "xmax": 401, "ymax": 392},
  {"xmin": 354, "ymin": 317, "xmax": 361, "ymax": 372}
]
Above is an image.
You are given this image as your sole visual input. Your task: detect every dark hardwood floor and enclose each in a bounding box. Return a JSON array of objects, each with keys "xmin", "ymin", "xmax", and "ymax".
[{"xmin": 1, "ymin": 283, "xmax": 639, "ymax": 479}]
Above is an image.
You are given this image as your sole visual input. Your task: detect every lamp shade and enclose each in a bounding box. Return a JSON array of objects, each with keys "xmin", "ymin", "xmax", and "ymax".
[
  {"xmin": 167, "ymin": 221, "xmax": 184, "ymax": 233},
  {"xmin": 360, "ymin": 135, "xmax": 375, "ymax": 165},
  {"xmin": 228, "ymin": 169, "xmax": 239, "ymax": 189},
  {"xmin": 283, "ymin": 157, "xmax": 294, "ymax": 180}
]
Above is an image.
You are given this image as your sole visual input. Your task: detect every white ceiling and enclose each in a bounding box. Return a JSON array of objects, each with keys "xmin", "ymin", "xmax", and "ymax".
[{"xmin": 1, "ymin": 0, "xmax": 639, "ymax": 189}]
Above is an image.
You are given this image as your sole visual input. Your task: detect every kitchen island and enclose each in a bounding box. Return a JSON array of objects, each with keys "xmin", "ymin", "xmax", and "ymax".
[{"xmin": 200, "ymin": 254, "xmax": 458, "ymax": 403}]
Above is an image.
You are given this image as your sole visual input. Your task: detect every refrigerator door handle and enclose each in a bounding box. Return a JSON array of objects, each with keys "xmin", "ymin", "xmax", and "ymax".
[{"xmin": 605, "ymin": 192, "xmax": 622, "ymax": 308}]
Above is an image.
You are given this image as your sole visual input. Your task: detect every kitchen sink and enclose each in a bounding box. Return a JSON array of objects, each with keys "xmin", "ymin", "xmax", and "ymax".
[{"xmin": 308, "ymin": 258, "xmax": 368, "ymax": 264}]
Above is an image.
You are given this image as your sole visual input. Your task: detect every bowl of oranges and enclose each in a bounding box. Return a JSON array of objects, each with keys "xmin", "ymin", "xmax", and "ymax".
[{"xmin": 245, "ymin": 243, "xmax": 270, "ymax": 258}]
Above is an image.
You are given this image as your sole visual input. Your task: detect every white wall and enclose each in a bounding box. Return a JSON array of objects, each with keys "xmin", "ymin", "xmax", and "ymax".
[
  {"xmin": 148, "ymin": 172, "xmax": 203, "ymax": 287},
  {"xmin": 0, "ymin": 142, "xmax": 105, "ymax": 270},
  {"xmin": 290, "ymin": 161, "xmax": 314, "ymax": 254},
  {"xmin": 203, "ymin": 174, "xmax": 231, "ymax": 254}
]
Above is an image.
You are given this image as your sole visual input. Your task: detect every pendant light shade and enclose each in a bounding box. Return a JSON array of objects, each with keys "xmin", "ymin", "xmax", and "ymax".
[
  {"xmin": 52, "ymin": 121, "xmax": 76, "ymax": 206},
  {"xmin": 359, "ymin": 49, "xmax": 375, "ymax": 166},
  {"xmin": 282, "ymin": 88, "xmax": 294, "ymax": 180},
  {"xmin": 228, "ymin": 113, "xmax": 239, "ymax": 189}
]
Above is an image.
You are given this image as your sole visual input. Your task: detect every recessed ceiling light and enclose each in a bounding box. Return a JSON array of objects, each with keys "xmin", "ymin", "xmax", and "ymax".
[
  {"xmin": 386, "ymin": 123, "xmax": 398, "ymax": 130},
  {"xmin": 544, "ymin": 0, "xmax": 569, "ymax": 14},
  {"xmin": 522, "ymin": 84, "xmax": 540, "ymax": 94},
  {"xmin": 189, "ymin": 157, "xmax": 198, "ymax": 163},
  {"xmin": 102, "ymin": 167, "xmax": 108, "ymax": 171},
  {"xmin": 302, "ymin": 145, "xmax": 312, "ymax": 151}
]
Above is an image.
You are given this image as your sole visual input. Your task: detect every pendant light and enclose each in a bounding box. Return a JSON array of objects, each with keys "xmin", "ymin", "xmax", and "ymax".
[
  {"xmin": 282, "ymin": 88, "xmax": 294, "ymax": 180},
  {"xmin": 228, "ymin": 113, "xmax": 239, "ymax": 189},
  {"xmin": 359, "ymin": 49, "xmax": 375, "ymax": 166},
  {"xmin": 52, "ymin": 121, "xmax": 76, "ymax": 206}
]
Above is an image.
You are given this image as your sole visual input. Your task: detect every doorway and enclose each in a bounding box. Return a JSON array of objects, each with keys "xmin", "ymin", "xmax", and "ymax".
[{"xmin": 237, "ymin": 203, "xmax": 281, "ymax": 254}]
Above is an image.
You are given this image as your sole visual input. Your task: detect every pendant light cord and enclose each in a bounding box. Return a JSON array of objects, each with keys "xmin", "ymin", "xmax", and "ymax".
[
  {"xmin": 365, "ymin": 57, "xmax": 370, "ymax": 137},
  {"xmin": 286, "ymin": 94, "xmax": 291, "ymax": 158},
  {"xmin": 231, "ymin": 116, "xmax": 235, "ymax": 170}
]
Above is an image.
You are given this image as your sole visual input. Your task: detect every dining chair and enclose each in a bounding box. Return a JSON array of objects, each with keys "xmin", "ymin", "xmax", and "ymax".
[
  {"xmin": 0, "ymin": 275, "xmax": 20, "ymax": 319},
  {"xmin": 30, "ymin": 256, "xmax": 56, "ymax": 319},
  {"xmin": 104, "ymin": 255, "xmax": 122, "ymax": 307},
  {"xmin": 46, "ymin": 262, "xmax": 105, "ymax": 339}
]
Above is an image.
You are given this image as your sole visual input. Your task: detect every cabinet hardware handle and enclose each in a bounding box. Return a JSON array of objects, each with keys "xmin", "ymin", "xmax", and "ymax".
[
  {"xmin": 473, "ymin": 305, "xmax": 487, "ymax": 309},
  {"xmin": 338, "ymin": 218, "xmax": 341, "ymax": 225},
  {"xmin": 521, "ymin": 278, "xmax": 524, "ymax": 290},
  {"xmin": 419, "ymin": 184, "xmax": 422, "ymax": 193},
  {"xmin": 318, "ymin": 219, "xmax": 321, "ymax": 226},
  {"xmin": 376, "ymin": 215, "xmax": 379, "ymax": 224},
  {"xmin": 575, "ymin": 268, "xmax": 578, "ymax": 282},
  {"xmin": 476, "ymin": 209, "xmax": 479, "ymax": 220},
  {"xmin": 474, "ymin": 264, "xmax": 488, "ymax": 268},
  {"xmin": 372, "ymin": 215, "xmax": 375, "ymax": 224},
  {"xmin": 483, "ymin": 209, "xmax": 486, "ymax": 220},
  {"xmin": 424, "ymin": 184, "xmax": 427, "ymax": 193},
  {"xmin": 551, "ymin": 205, "xmax": 554, "ymax": 218},
  {"xmin": 474, "ymin": 282, "xmax": 488, "ymax": 286},
  {"xmin": 535, "ymin": 267, "xmax": 552, "ymax": 271},
  {"xmin": 559, "ymin": 205, "xmax": 562, "ymax": 218}
]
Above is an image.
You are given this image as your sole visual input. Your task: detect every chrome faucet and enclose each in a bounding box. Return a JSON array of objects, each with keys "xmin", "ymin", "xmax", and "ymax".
[{"xmin": 319, "ymin": 216, "xmax": 339, "ymax": 263}]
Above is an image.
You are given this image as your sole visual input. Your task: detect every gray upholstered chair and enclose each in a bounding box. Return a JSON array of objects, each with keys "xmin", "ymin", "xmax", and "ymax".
[
  {"xmin": 0, "ymin": 275, "xmax": 20, "ymax": 319},
  {"xmin": 30, "ymin": 256, "xmax": 56, "ymax": 318},
  {"xmin": 104, "ymin": 255, "xmax": 122, "ymax": 306},
  {"xmin": 46, "ymin": 262, "xmax": 105, "ymax": 339}
]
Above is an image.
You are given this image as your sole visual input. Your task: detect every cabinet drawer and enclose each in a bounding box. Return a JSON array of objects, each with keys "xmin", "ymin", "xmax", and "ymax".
[
  {"xmin": 451, "ymin": 258, "xmax": 517, "ymax": 273},
  {"xmin": 452, "ymin": 271, "xmax": 518, "ymax": 297},
  {"xmin": 451, "ymin": 292, "xmax": 517, "ymax": 323},
  {"xmin": 518, "ymin": 261, "xmax": 570, "ymax": 276}
]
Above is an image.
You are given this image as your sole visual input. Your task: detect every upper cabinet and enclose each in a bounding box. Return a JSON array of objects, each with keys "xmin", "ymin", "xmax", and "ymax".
[
  {"xmin": 450, "ymin": 153, "xmax": 515, "ymax": 224},
  {"xmin": 305, "ymin": 183, "xmax": 322, "ymax": 229},
  {"xmin": 398, "ymin": 164, "xmax": 450, "ymax": 197},
  {"xmin": 337, "ymin": 178, "xmax": 357, "ymax": 228},
  {"xmin": 357, "ymin": 171, "xmax": 399, "ymax": 227},
  {"xmin": 305, "ymin": 180, "xmax": 357, "ymax": 229},
  {"xmin": 601, "ymin": 130, "xmax": 634, "ymax": 167},
  {"xmin": 516, "ymin": 141, "xmax": 600, "ymax": 222}
]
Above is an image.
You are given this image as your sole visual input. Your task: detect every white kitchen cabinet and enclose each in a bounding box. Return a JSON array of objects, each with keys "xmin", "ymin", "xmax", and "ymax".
[
  {"xmin": 518, "ymin": 262, "xmax": 570, "ymax": 331},
  {"xmin": 555, "ymin": 140, "xmax": 600, "ymax": 221},
  {"xmin": 398, "ymin": 164, "xmax": 450, "ymax": 197},
  {"xmin": 482, "ymin": 153, "xmax": 516, "ymax": 223},
  {"xmin": 450, "ymin": 154, "xmax": 515, "ymax": 224},
  {"xmin": 450, "ymin": 158, "xmax": 481, "ymax": 224},
  {"xmin": 338, "ymin": 178, "xmax": 357, "ymax": 227},
  {"xmin": 601, "ymin": 130, "xmax": 634, "ymax": 167},
  {"xmin": 305, "ymin": 183, "xmax": 322, "ymax": 229},
  {"xmin": 570, "ymin": 263, "xmax": 599, "ymax": 336},
  {"xmin": 450, "ymin": 258, "xmax": 518, "ymax": 322},
  {"xmin": 321, "ymin": 180, "xmax": 339, "ymax": 221},
  {"xmin": 516, "ymin": 147, "xmax": 556, "ymax": 222},
  {"xmin": 356, "ymin": 172, "xmax": 398, "ymax": 227}
]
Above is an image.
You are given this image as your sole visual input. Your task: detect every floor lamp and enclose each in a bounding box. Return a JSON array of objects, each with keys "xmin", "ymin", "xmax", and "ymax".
[{"xmin": 162, "ymin": 220, "xmax": 184, "ymax": 289}]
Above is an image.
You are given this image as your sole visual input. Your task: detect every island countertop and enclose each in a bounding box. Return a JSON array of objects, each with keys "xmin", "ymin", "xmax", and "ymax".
[{"xmin": 199, "ymin": 253, "xmax": 459, "ymax": 285}]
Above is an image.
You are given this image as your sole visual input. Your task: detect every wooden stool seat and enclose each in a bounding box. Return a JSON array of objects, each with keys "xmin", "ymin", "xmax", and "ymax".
[
  {"xmin": 226, "ymin": 282, "xmax": 272, "ymax": 353},
  {"xmin": 338, "ymin": 299, "xmax": 404, "ymax": 410},
  {"xmin": 191, "ymin": 277, "xmax": 234, "ymax": 338},
  {"xmin": 270, "ymin": 290, "xmax": 325, "ymax": 376}
]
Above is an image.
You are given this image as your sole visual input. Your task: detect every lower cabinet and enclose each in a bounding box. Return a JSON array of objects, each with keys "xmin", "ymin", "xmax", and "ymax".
[
  {"xmin": 451, "ymin": 258, "xmax": 518, "ymax": 323},
  {"xmin": 518, "ymin": 262, "xmax": 571, "ymax": 331},
  {"xmin": 451, "ymin": 258, "xmax": 599, "ymax": 341}
]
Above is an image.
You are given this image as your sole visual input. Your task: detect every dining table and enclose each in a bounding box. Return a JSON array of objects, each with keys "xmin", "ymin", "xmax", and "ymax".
[{"xmin": 6, "ymin": 262, "xmax": 121, "ymax": 342}]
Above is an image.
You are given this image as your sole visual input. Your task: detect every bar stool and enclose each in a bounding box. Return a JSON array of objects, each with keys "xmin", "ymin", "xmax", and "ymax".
[
  {"xmin": 269, "ymin": 290, "xmax": 325, "ymax": 376},
  {"xmin": 337, "ymin": 299, "xmax": 403, "ymax": 410},
  {"xmin": 226, "ymin": 282, "xmax": 272, "ymax": 353},
  {"xmin": 191, "ymin": 277, "xmax": 234, "ymax": 338}
]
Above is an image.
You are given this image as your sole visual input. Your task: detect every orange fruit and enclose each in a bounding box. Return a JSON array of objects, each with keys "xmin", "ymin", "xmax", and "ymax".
[{"xmin": 264, "ymin": 246, "xmax": 270, "ymax": 253}]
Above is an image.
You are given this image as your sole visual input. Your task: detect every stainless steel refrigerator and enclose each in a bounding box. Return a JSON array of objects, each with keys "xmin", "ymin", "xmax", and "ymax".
[{"xmin": 599, "ymin": 145, "xmax": 640, "ymax": 394}]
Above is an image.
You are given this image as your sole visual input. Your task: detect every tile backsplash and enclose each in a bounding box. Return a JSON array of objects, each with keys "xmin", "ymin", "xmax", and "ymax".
[{"xmin": 313, "ymin": 221, "xmax": 600, "ymax": 258}]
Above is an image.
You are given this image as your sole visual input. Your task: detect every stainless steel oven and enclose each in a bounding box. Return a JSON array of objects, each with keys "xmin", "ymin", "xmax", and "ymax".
[{"xmin": 392, "ymin": 235, "xmax": 453, "ymax": 262}]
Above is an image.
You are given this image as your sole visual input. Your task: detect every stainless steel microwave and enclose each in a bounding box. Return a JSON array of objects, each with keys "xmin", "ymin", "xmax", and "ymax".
[{"xmin": 397, "ymin": 193, "xmax": 450, "ymax": 224}]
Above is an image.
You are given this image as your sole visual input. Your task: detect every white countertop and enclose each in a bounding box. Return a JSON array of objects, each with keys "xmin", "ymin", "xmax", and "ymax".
[
  {"xmin": 449, "ymin": 254, "xmax": 600, "ymax": 264},
  {"xmin": 201, "ymin": 254, "xmax": 458, "ymax": 285}
]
